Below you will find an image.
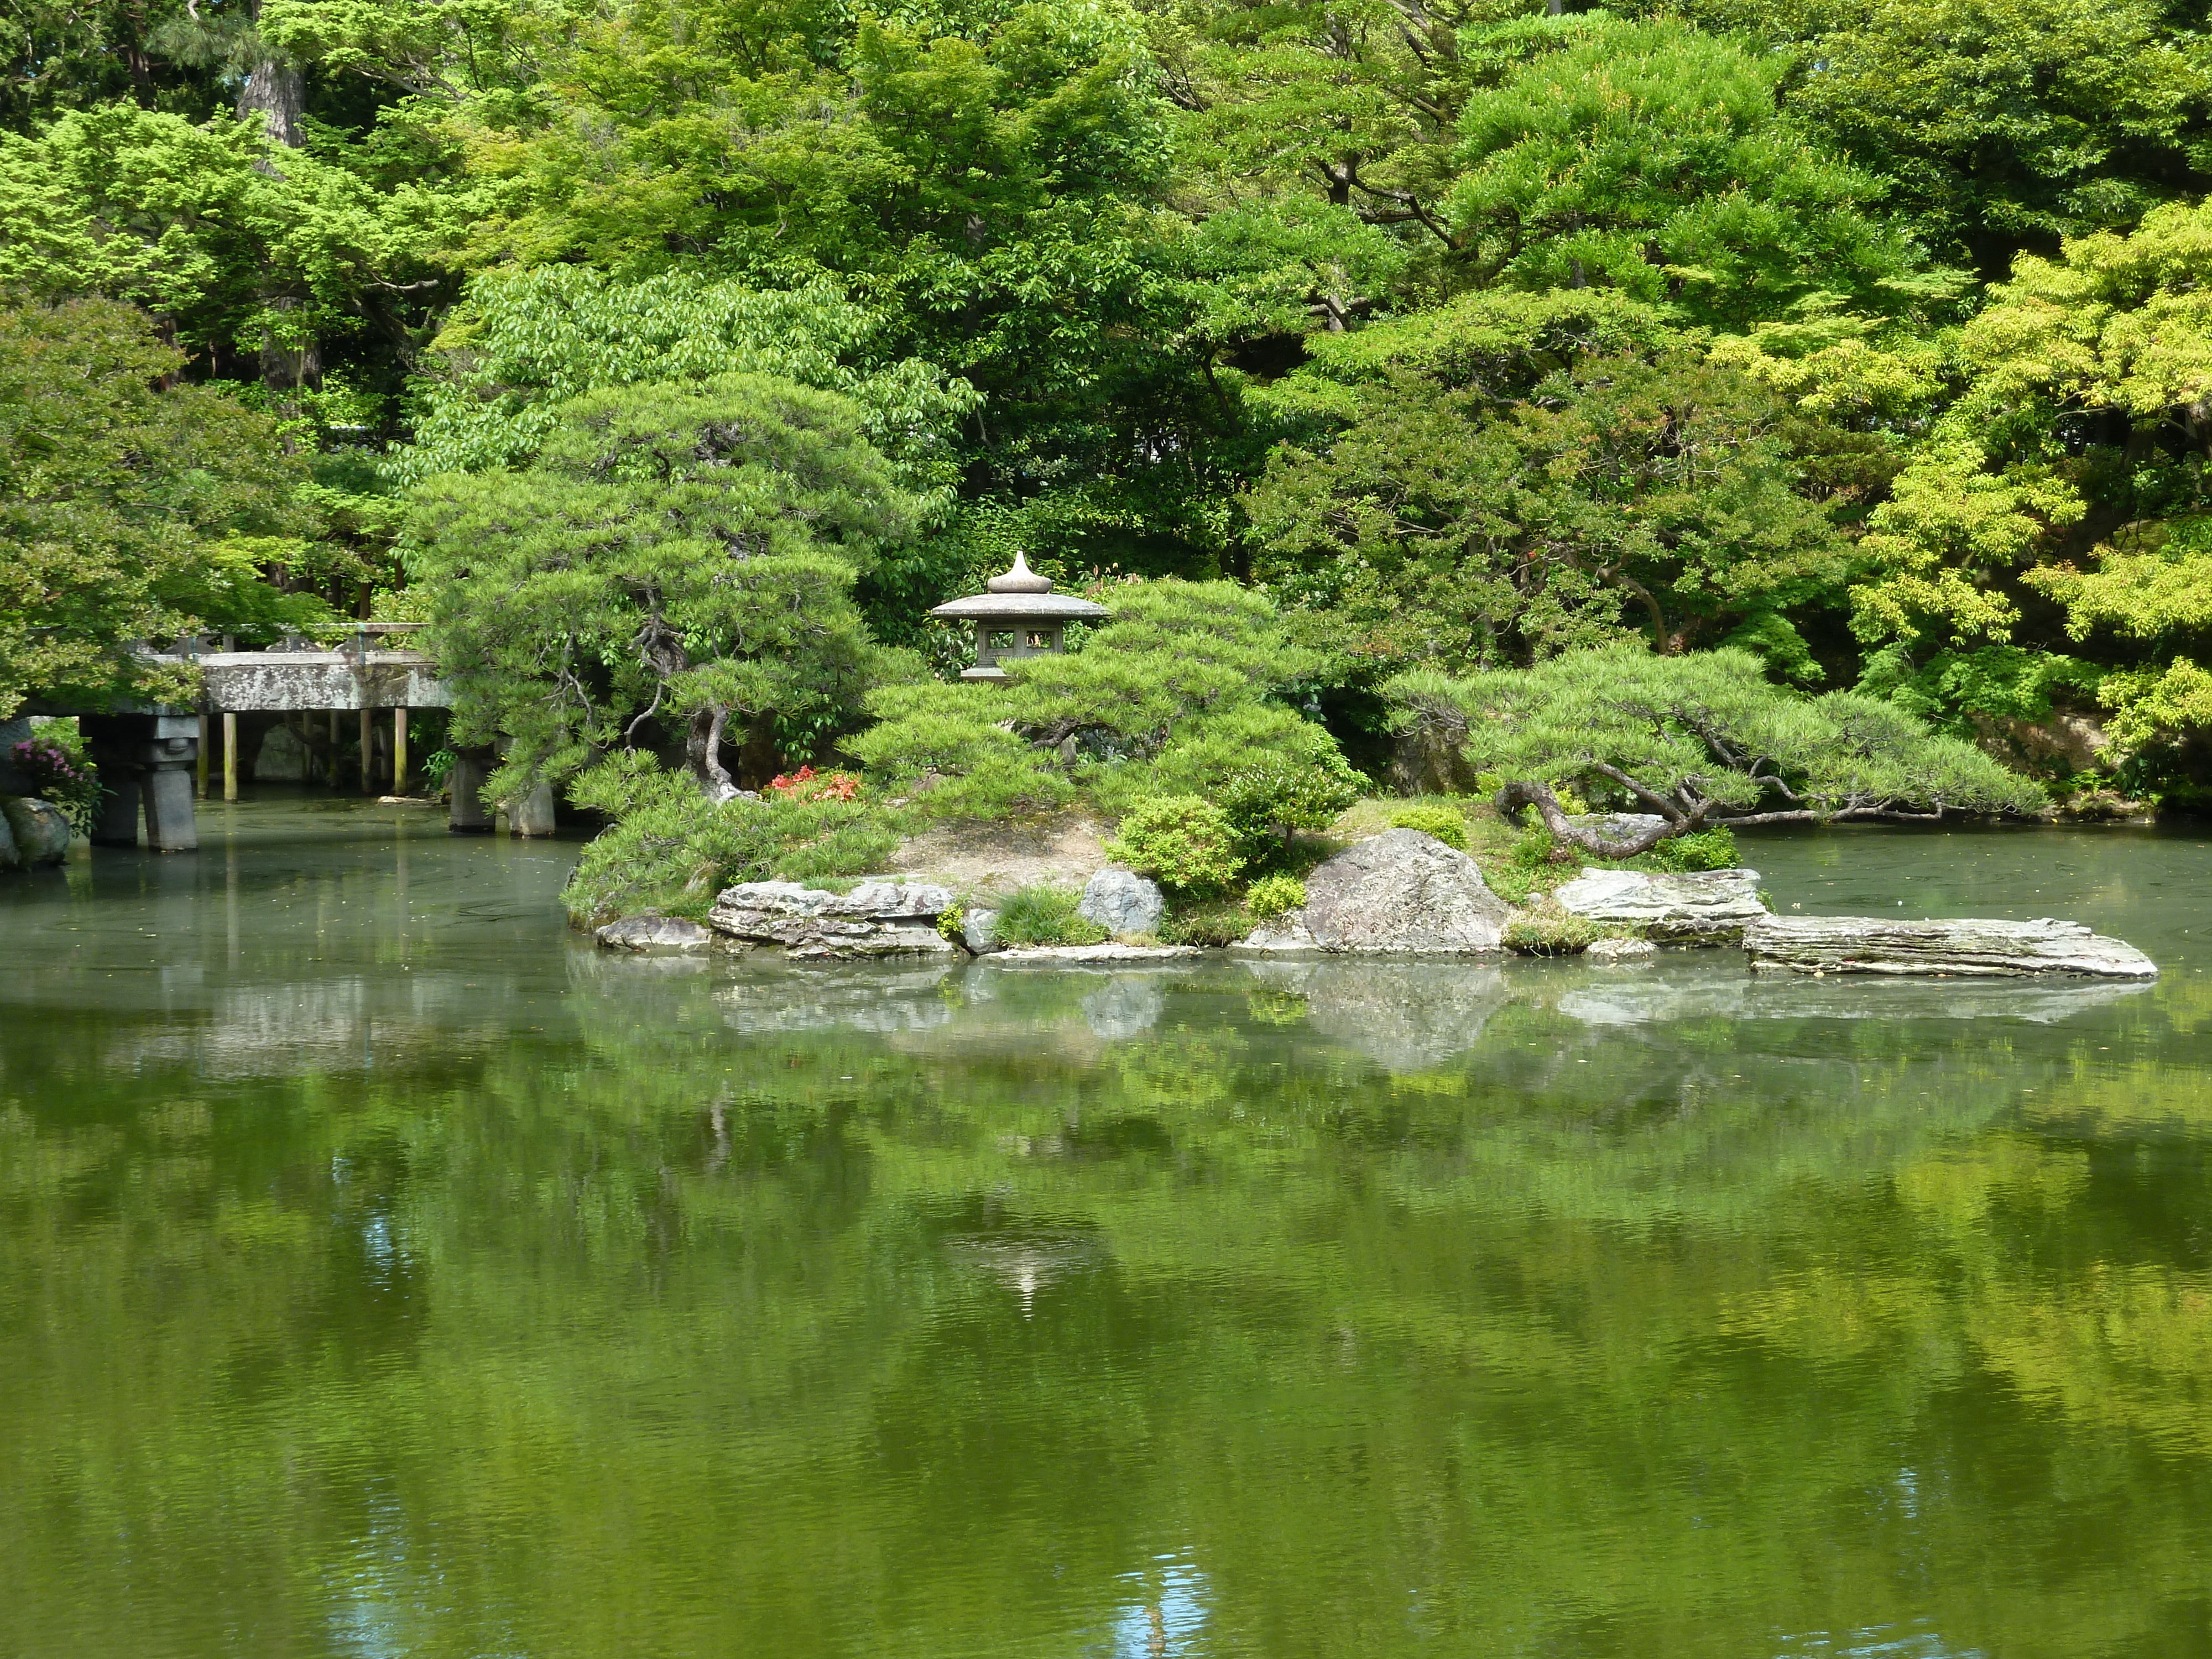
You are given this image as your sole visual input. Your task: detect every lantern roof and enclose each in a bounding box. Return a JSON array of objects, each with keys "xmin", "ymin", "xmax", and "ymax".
[{"xmin": 930, "ymin": 554, "xmax": 1108, "ymax": 621}]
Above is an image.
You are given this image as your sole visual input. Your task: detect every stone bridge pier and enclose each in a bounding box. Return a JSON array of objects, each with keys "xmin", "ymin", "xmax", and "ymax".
[{"xmin": 81, "ymin": 713, "xmax": 204, "ymax": 851}]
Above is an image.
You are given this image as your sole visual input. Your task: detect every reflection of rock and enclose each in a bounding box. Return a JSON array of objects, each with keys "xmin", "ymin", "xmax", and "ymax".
[
  {"xmin": 1078, "ymin": 865, "xmax": 1164, "ymax": 936},
  {"xmin": 1585, "ymin": 936, "xmax": 1656, "ymax": 964},
  {"xmin": 1079, "ymin": 975, "xmax": 1165, "ymax": 1039},
  {"xmin": 707, "ymin": 878, "xmax": 958, "ymax": 958},
  {"xmin": 717, "ymin": 963, "xmax": 958, "ymax": 1032},
  {"xmin": 941, "ymin": 1229, "xmax": 1105, "ymax": 1314},
  {"xmin": 1558, "ymin": 960, "xmax": 2153, "ymax": 1026},
  {"xmin": 1246, "ymin": 958, "xmax": 1510, "ymax": 1070},
  {"xmin": 595, "ymin": 912, "xmax": 714, "ymax": 953},
  {"xmin": 992, "ymin": 942, "xmax": 1202, "ymax": 964},
  {"xmin": 0, "ymin": 797, "xmax": 70, "ymax": 865},
  {"xmin": 1553, "ymin": 867, "xmax": 1767, "ymax": 941},
  {"xmin": 1744, "ymin": 914, "xmax": 2158, "ymax": 979},
  {"xmin": 1269, "ymin": 829, "xmax": 1509, "ymax": 954}
]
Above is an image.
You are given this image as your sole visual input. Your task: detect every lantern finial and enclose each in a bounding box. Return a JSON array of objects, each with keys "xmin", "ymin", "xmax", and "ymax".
[{"xmin": 985, "ymin": 551, "xmax": 1053, "ymax": 595}]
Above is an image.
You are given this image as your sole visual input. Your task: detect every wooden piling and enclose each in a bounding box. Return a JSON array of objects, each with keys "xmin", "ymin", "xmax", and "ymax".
[
  {"xmin": 196, "ymin": 713, "xmax": 209, "ymax": 799},
  {"xmin": 393, "ymin": 707, "xmax": 408, "ymax": 795},
  {"xmin": 221, "ymin": 712, "xmax": 238, "ymax": 802},
  {"xmin": 359, "ymin": 707, "xmax": 374, "ymax": 795}
]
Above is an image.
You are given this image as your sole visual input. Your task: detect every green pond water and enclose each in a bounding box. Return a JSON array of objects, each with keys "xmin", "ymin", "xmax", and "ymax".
[{"xmin": 6, "ymin": 796, "xmax": 2212, "ymax": 1659}]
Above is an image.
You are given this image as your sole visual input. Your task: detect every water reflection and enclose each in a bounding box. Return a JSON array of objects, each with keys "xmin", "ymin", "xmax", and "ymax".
[{"xmin": 7, "ymin": 805, "xmax": 2212, "ymax": 1659}]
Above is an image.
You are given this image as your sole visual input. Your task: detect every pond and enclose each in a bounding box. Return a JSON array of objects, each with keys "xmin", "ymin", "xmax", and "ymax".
[{"xmin": 3, "ymin": 797, "xmax": 2210, "ymax": 1658}]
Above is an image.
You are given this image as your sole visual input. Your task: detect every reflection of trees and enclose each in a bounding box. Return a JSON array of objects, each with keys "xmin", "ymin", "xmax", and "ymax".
[{"xmin": 3, "ymin": 957, "xmax": 2211, "ymax": 1654}]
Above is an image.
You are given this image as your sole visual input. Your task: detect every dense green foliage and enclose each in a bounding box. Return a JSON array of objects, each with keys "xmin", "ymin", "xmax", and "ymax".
[
  {"xmin": 0, "ymin": 298, "xmax": 321, "ymax": 719},
  {"xmin": 408, "ymin": 373, "xmax": 924, "ymax": 804},
  {"xmin": 1394, "ymin": 646, "xmax": 2046, "ymax": 855},
  {"xmin": 8, "ymin": 0, "xmax": 2212, "ymax": 818}
]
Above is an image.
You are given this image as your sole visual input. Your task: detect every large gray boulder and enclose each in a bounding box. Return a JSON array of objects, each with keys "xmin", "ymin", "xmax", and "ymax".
[
  {"xmin": 1744, "ymin": 914, "xmax": 2157, "ymax": 979},
  {"xmin": 0, "ymin": 797, "xmax": 70, "ymax": 866},
  {"xmin": 1553, "ymin": 866, "xmax": 1767, "ymax": 942},
  {"xmin": 1077, "ymin": 865, "xmax": 1164, "ymax": 937},
  {"xmin": 595, "ymin": 912, "xmax": 715, "ymax": 954},
  {"xmin": 1256, "ymin": 828, "xmax": 1509, "ymax": 954},
  {"xmin": 0, "ymin": 805, "xmax": 16, "ymax": 871},
  {"xmin": 707, "ymin": 878, "xmax": 959, "ymax": 959}
]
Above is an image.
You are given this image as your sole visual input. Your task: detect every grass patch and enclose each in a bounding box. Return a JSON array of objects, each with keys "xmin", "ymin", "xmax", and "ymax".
[{"xmin": 994, "ymin": 885, "xmax": 1109, "ymax": 948}]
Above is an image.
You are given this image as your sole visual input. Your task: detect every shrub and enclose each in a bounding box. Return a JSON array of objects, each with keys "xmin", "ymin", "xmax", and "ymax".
[
  {"xmin": 1218, "ymin": 743, "xmax": 1365, "ymax": 859},
  {"xmin": 561, "ymin": 755, "xmax": 900, "ymax": 923},
  {"xmin": 993, "ymin": 885, "xmax": 1108, "ymax": 947},
  {"xmin": 1105, "ymin": 795, "xmax": 1244, "ymax": 891},
  {"xmin": 12, "ymin": 728, "xmax": 102, "ymax": 836},
  {"xmin": 1645, "ymin": 826, "xmax": 1740, "ymax": 871},
  {"xmin": 769, "ymin": 765, "xmax": 861, "ymax": 802},
  {"xmin": 1388, "ymin": 800, "xmax": 1468, "ymax": 850},
  {"xmin": 1245, "ymin": 872, "xmax": 1307, "ymax": 919},
  {"xmin": 1162, "ymin": 897, "xmax": 1252, "ymax": 947}
]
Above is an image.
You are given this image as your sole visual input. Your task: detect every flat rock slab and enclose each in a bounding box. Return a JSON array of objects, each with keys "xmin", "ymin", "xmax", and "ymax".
[
  {"xmin": 1744, "ymin": 914, "xmax": 2157, "ymax": 979},
  {"xmin": 1280, "ymin": 828, "xmax": 1509, "ymax": 953},
  {"xmin": 596, "ymin": 914, "xmax": 715, "ymax": 954},
  {"xmin": 708, "ymin": 878, "xmax": 959, "ymax": 959},
  {"xmin": 1554, "ymin": 867, "xmax": 1767, "ymax": 941},
  {"xmin": 989, "ymin": 943, "xmax": 1204, "ymax": 966}
]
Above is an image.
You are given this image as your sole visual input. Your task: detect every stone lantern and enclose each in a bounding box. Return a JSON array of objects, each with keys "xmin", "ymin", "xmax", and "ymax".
[{"xmin": 930, "ymin": 552, "xmax": 1107, "ymax": 681}]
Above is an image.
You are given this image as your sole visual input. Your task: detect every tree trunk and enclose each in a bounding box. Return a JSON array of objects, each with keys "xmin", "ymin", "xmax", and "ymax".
[
  {"xmin": 241, "ymin": 3, "xmax": 317, "ymax": 399},
  {"xmin": 687, "ymin": 705, "xmax": 739, "ymax": 802},
  {"xmin": 1495, "ymin": 779, "xmax": 1692, "ymax": 858}
]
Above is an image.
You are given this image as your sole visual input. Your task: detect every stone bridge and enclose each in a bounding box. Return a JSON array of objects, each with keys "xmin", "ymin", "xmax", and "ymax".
[{"xmin": 13, "ymin": 628, "xmax": 533, "ymax": 853}]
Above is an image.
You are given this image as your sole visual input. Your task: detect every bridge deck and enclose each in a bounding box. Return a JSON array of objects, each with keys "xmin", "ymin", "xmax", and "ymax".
[{"xmin": 183, "ymin": 649, "xmax": 451, "ymax": 712}]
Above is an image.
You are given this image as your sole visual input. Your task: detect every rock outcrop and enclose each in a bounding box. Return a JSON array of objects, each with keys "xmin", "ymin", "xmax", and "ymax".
[
  {"xmin": 1553, "ymin": 867, "xmax": 1767, "ymax": 941},
  {"xmin": 1242, "ymin": 829, "xmax": 1509, "ymax": 954},
  {"xmin": 707, "ymin": 879, "xmax": 959, "ymax": 959},
  {"xmin": 0, "ymin": 797, "xmax": 70, "ymax": 866},
  {"xmin": 595, "ymin": 913, "xmax": 716, "ymax": 954},
  {"xmin": 1077, "ymin": 865, "xmax": 1164, "ymax": 936},
  {"xmin": 962, "ymin": 907, "xmax": 1003, "ymax": 955},
  {"xmin": 1743, "ymin": 914, "xmax": 2158, "ymax": 979}
]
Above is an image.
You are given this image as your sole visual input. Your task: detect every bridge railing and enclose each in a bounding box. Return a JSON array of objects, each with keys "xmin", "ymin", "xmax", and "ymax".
[{"xmin": 169, "ymin": 622, "xmax": 432, "ymax": 658}]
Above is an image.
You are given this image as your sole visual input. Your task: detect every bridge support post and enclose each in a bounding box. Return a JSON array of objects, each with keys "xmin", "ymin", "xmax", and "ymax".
[
  {"xmin": 448, "ymin": 747, "xmax": 494, "ymax": 834},
  {"xmin": 82, "ymin": 714, "xmax": 199, "ymax": 851},
  {"xmin": 143, "ymin": 761, "xmax": 198, "ymax": 852}
]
